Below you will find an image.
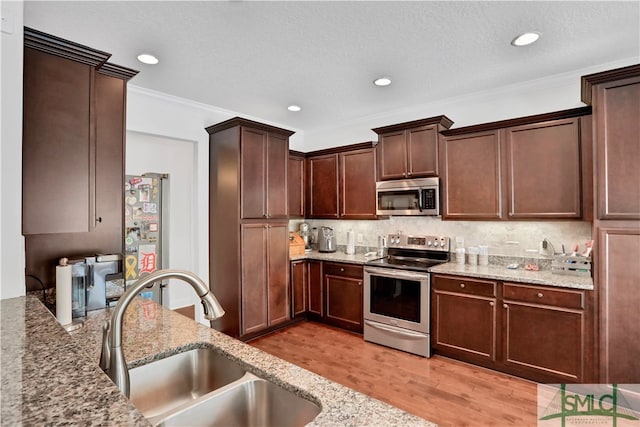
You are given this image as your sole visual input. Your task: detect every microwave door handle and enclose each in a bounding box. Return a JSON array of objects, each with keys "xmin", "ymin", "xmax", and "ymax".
[{"xmin": 417, "ymin": 189, "xmax": 423, "ymax": 212}]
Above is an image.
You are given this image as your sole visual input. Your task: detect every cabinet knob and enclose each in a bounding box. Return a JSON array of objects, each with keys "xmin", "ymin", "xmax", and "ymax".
[
  {"xmin": 96, "ymin": 216, "xmax": 102, "ymax": 224},
  {"xmin": 537, "ymin": 292, "xmax": 543, "ymax": 298},
  {"xmin": 503, "ymin": 304, "xmax": 509, "ymax": 309},
  {"xmin": 407, "ymin": 172, "xmax": 412, "ymax": 176},
  {"xmin": 460, "ymin": 283, "xmax": 465, "ymax": 288},
  {"xmin": 340, "ymin": 268, "xmax": 345, "ymax": 272},
  {"xmin": 489, "ymin": 301, "xmax": 494, "ymax": 306},
  {"xmin": 358, "ymin": 281, "xmax": 362, "ymax": 286}
]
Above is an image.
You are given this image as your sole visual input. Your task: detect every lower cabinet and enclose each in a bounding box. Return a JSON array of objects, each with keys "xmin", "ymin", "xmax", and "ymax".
[
  {"xmin": 432, "ymin": 274, "xmax": 593, "ymax": 383},
  {"xmin": 289, "ymin": 260, "xmax": 363, "ymax": 333},
  {"xmin": 241, "ymin": 223, "xmax": 290, "ymax": 336},
  {"xmin": 323, "ymin": 262, "xmax": 364, "ymax": 333}
]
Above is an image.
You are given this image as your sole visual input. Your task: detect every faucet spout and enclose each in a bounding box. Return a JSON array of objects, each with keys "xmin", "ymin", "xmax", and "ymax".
[{"xmin": 99, "ymin": 269, "xmax": 224, "ymax": 397}]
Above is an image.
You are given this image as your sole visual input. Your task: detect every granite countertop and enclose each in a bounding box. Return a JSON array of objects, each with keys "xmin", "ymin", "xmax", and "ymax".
[
  {"xmin": 292, "ymin": 250, "xmax": 594, "ymax": 290},
  {"xmin": 429, "ymin": 262, "xmax": 594, "ymax": 290},
  {"xmin": 1, "ymin": 295, "xmax": 435, "ymax": 427}
]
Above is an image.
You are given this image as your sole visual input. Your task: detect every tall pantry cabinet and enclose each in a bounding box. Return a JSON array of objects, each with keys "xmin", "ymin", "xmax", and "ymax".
[
  {"xmin": 22, "ymin": 27, "xmax": 137, "ymax": 290},
  {"xmin": 207, "ymin": 118, "xmax": 294, "ymax": 339},
  {"xmin": 581, "ymin": 64, "xmax": 640, "ymax": 384}
]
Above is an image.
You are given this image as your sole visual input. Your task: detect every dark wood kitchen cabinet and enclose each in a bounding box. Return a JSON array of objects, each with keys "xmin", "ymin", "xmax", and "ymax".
[
  {"xmin": 240, "ymin": 223, "xmax": 290, "ymax": 336},
  {"xmin": 440, "ymin": 107, "xmax": 592, "ymax": 221},
  {"xmin": 290, "ymin": 260, "xmax": 308, "ymax": 318},
  {"xmin": 582, "ymin": 64, "xmax": 640, "ymax": 384},
  {"xmin": 288, "ymin": 151, "xmax": 305, "ymax": 218},
  {"xmin": 306, "ymin": 143, "xmax": 377, "ymax": 219},
  {"xmin": 323, "ymin": 262, "xmax": 363, "ymax": 333},
  {"xmin": 432, "ymin": 273, "xmax": 593, "ymax": 383},
  {"xmin": 502, "ymin": 283, "xmax": 589, "ymax": 383},
  {"xmin": 241, "ymin": 128, "xmax": 288, "ymax": 219},
  {"xmin": 432, "ymin": 275, "xmax": 498, "ymax": 364},
  {"xmin": 208, "ymin": 117, "xmax": 294, "ymax": 338},
  {"xmin": 22, "ymin": 27, "xmax": 137, "ymax": 288},
  {"xmin": 372, "ymin": 116, "xmax": 453, "ymax": 180},
  {"xmin": 307, "ymin": 260, "xmax": 324, "ymax": 318}
]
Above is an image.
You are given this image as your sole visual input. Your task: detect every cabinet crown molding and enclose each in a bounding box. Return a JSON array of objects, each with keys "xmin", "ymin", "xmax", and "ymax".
[
  {"xmin": 97, "ymin": 63, "xmax": 139, "ymax": 81},
  {"xmin": 441, "ymin": 107, "xmax": 592, "ymax": 137},
  {"xmin": 24, "ymin": 26, "xmax": 111, "ymax": 68},
  {"xmin": 304, "ymin": 141, "xmax": 376, "ymax": 158},
  {"xmin": 372, "ymin": 115, "xmax": 454, "ymax": 134},
  {"xmin": 206, "ymin": 117, "xmax": 295, "ymax": 137},
  {"xmin": 581, "ymin": 63, "xmax": 640, "ymax": 104}
]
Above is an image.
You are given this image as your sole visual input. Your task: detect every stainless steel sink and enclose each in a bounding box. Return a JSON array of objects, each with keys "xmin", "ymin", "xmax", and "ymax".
[
  {"xmin": 157, "ymin": 374, "xmax": 322, "ymax": 427},
  {"xmin": 129, "ymin": 348, "xmax": 246, "ymax": 421},
  {"xmin": 129, "ymin": 347, "xmax": 321, "ymax": 427}
]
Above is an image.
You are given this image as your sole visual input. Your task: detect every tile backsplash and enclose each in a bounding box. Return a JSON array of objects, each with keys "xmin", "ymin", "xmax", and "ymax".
[{"xmin": 290, "ymin": 217, "xmax": 591, "ymax": 258}]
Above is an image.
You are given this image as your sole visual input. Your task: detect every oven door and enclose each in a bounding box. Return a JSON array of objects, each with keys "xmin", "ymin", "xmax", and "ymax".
[{"xmin": 363, "ymin": 266, "xmax": 430, "ymax": 334}]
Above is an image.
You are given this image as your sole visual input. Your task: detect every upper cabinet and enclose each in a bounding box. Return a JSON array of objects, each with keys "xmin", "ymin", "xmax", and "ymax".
[
  {"xmin": 240, "ymin": 126, "xmax": 290, "ymax": 219},
  {"xmin": 22, "ymin": 27, "xmax": 137, "ymax": 287},
  {"xmin": 372, "ymin": 116, "xmax": 453, "ymax": 180},
  {"xmin": 306, "ymin": 143, "xmax": 377, "ymax": 219},
  {"xmin": 288, "ymin": 151, "xmax": 305, "ymax": 218},
  {"xmin": 440, "ymin": 108, "xmax": 592, "ymax": 220}
]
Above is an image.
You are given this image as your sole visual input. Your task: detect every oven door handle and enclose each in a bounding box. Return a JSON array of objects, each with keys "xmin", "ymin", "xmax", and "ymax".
[
  {"xmin": 364, "ymin": 321, "xmax": 427, "ymax": 339},
  {"xmin": 364, "ymin": 266, "xmax": 431, "ymax": 280}
]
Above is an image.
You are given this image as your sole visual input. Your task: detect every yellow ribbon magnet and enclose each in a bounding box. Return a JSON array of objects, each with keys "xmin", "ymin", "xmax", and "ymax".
[{"xmin": 125, "ymin": 255, "xmax": 138, "ymax": 280}]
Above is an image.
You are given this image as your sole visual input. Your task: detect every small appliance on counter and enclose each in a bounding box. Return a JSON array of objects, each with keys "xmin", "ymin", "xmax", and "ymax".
[
  {"xmin": 67, "ymin": 254, "xmax": 122, "ymax": 316},
  {"xmin": 299, "ymin": 223, "xmax": 311, "ymax": 249},
  {"xmin": 318, "ymin": 226, "xmax": 337, "ymax": 253},
  {"xmin": 289, "ymin": 232, "xmax": 306, "ymax": 258}
]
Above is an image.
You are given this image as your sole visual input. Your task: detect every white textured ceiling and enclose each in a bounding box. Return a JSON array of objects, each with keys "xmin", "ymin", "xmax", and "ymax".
[{"xmin": 24, "ymin": 1, "xmax": 640, "ymax": 132}]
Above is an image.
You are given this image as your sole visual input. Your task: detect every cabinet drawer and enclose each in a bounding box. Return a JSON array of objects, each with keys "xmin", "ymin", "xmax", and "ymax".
[
  {"xmin": 503, "ymin": 283, "xmax": 584, "ymax": 310},
  {"xmin": 323, "ymin": 262, "xmax": 363, "ymax": 279},
  {"xmin": 432, "ymin": 275, "xmax": 497, "ymax": 297}
]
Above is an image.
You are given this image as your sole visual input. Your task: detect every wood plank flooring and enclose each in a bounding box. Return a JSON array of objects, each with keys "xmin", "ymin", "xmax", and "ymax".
[{"xmin": 249, "ymin": 321, "xmax": 539, "ymax": 426}]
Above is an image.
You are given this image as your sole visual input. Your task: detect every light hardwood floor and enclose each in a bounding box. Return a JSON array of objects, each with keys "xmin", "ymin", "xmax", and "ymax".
[{"xmin": 249, "ymin": 321, "xmax": 539, "ymax": 426}]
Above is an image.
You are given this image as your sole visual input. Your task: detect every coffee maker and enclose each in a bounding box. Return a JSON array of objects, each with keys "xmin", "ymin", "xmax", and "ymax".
[{"xmin": 69, "ymin": 254, "xmax": 122, "ymax": 316}]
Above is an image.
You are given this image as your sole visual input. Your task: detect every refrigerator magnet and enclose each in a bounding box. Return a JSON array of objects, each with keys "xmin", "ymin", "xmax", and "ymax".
[
  {"xmin": 142, "ymin": 203, "xmax": 157, "ymax": 214},
  {"xmin": 148, "ymin": 223, "xmax": 158, "ymax": 232},
  {"xmin": 127, "ymin": 196, "xmax": 137, "ymax": 206}
]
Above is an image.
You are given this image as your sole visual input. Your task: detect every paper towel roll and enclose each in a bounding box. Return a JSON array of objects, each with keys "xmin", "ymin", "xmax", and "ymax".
[
  {"xmin": 56, "ymin": 265, "xmax": 72, "ymax": 326},
  {"xmin": 346, "ymin": 230, "xmax": 355, "ymax": 255}
]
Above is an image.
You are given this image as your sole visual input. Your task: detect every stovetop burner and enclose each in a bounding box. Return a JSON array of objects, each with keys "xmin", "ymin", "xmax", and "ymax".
[{"xmin": 365, "ymin": 234, "xmax": 450, "ymax": 272}]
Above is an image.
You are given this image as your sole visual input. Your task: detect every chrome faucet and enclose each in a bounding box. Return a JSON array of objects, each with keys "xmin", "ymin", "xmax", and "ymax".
[{"xmin": 99, "ymin": 269, "xmax": 225, "ymax": 397}]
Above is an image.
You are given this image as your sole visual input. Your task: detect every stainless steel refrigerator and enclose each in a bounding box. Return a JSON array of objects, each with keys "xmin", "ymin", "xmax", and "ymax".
[{"xmin": 123, "ymin": 173, "xmax": 169, "ymax": 305}]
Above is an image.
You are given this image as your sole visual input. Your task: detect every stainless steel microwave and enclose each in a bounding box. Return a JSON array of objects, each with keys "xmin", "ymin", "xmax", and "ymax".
[{"xmin": 376, "ymin": 177, "xmax": 440, "ymax": 216}]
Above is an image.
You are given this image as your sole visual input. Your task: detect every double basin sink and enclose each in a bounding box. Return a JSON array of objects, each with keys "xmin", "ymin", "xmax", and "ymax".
[{"xmin": 129, "ymin": 347, "xmax": 321, "ymax": 426}]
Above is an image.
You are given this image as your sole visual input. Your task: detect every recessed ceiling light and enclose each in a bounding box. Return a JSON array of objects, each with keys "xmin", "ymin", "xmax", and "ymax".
[
  {"xmin": 511, "ymin": 32, "xmax": 540, "ymax": 47},
  {"xmin": 374, "ymin": 77, "xmax": 392, "ymax": 87},
  {"xmin": 137, "ymin": 53, "xmax": 159, "ymax": 65},
  {"xmin": 287, "ymin": 105, "xmax": 302, "ymax": 112}
]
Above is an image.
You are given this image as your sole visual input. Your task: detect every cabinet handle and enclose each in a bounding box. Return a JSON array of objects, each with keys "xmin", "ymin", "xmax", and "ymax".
[
  {"xmin": 460, "ymin": 283, "xmax": 465, "ymax": 288},
  {"xmin": 503, "ymin": 304, "xmax": 508, "ymax": 309},
  {"xmin": 489, "ymin": 301, "xmax": 494, "ymax": 306},
  {"xmin": 537, "ymin": 292, "xmax": 543, "ymax": 298}
]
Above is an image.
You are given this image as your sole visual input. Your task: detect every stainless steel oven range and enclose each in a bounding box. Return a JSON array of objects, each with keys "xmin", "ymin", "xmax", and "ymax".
[{"xmin": 364, "ymin": 234, "xmax": 450, "ymax": 357}]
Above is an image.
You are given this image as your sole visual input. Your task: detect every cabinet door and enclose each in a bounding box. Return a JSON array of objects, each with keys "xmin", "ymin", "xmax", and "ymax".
[
  {"xmin": 291, "ymin": 260, "xmax": 308, "ymax": 317},
  {"xmin": 340, "ymin": 148, "xmax": 377, "ymax": 219},
  {"xmin": 505, "ymin": 118, "xmax": 581, "ymax": 218},
  {"xmin": 306, "ymin": 154, "xmax": 339, "ymax": 218},
  {"xmin": 265, "ymin": 133, "xmax": 288, "ymax": 218},
  {"xmin": 241, "ymin": 224, "xmax": 268, "ymax": 335},
  {"xmin": 593, "ymin": 77, "xmax": 640, "ymax": 220},
  {"xmin": 441, "ymin": 131, "xmax": 503, "ymax": 220},
  {"xmin": 597, "ymin": 225, "xmax": 640, "ymax": 383},
  {"xmin": 432, "ymin": 290, "xmax": 497, "ymax": 362},
  {"xmin": 307, "ymin": 260, "xmax": 323, "ymax": 317},
  {"xmin": 407, "ymin": 125, "xmax": 438, "ymax": 178},
  {"xmin": 502, "ymin": 299, "xmax": 585, "ymax": 383},
  {"xmin": 288, "ymin": 155, "xmax": 305, "ymax": 218},
  {"xmin": 22, "ymin": 48, "xmax": 93, "ymax": 234},
  {"xmin": 325, "ymin": 273, "xmax": 363, "ymax": 333},
  {"xmin": 240, "ymin": 128, "xmax": 267, "ymax": 219},
  {"xmin": 94, "ymin": 72, "xmax": 125, "ymax": 243},
  {"xmin": 378, "ymin": 130, "xmax": 407, "ymax": 180},
  {"xmin": 267, "ymin": 223, "xmax": 290, "ymax": 326}
]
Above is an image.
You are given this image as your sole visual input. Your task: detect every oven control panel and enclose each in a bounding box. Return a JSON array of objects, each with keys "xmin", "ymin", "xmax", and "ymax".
[{"xmin": 387, "ymin": 234, "xmax": 450, "ymax": 251}]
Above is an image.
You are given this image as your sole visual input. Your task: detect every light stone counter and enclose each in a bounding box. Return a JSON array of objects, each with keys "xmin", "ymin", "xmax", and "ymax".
[
  {"xmin": 429, "ymin": 262, "xmax": 594, "ymax": 290},
  {"xmin": 1, "ymin": 295, "xmax": 435, "ymax": 427},
  {"xmin": 291, "ymin": 249, "xmax": 381, "ymax": 265}
]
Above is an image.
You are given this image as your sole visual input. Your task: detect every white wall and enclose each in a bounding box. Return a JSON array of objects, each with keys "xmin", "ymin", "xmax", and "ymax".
[{"xmin": 0, "ymin": 1, "xmax": 25, "ymax": 300}]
